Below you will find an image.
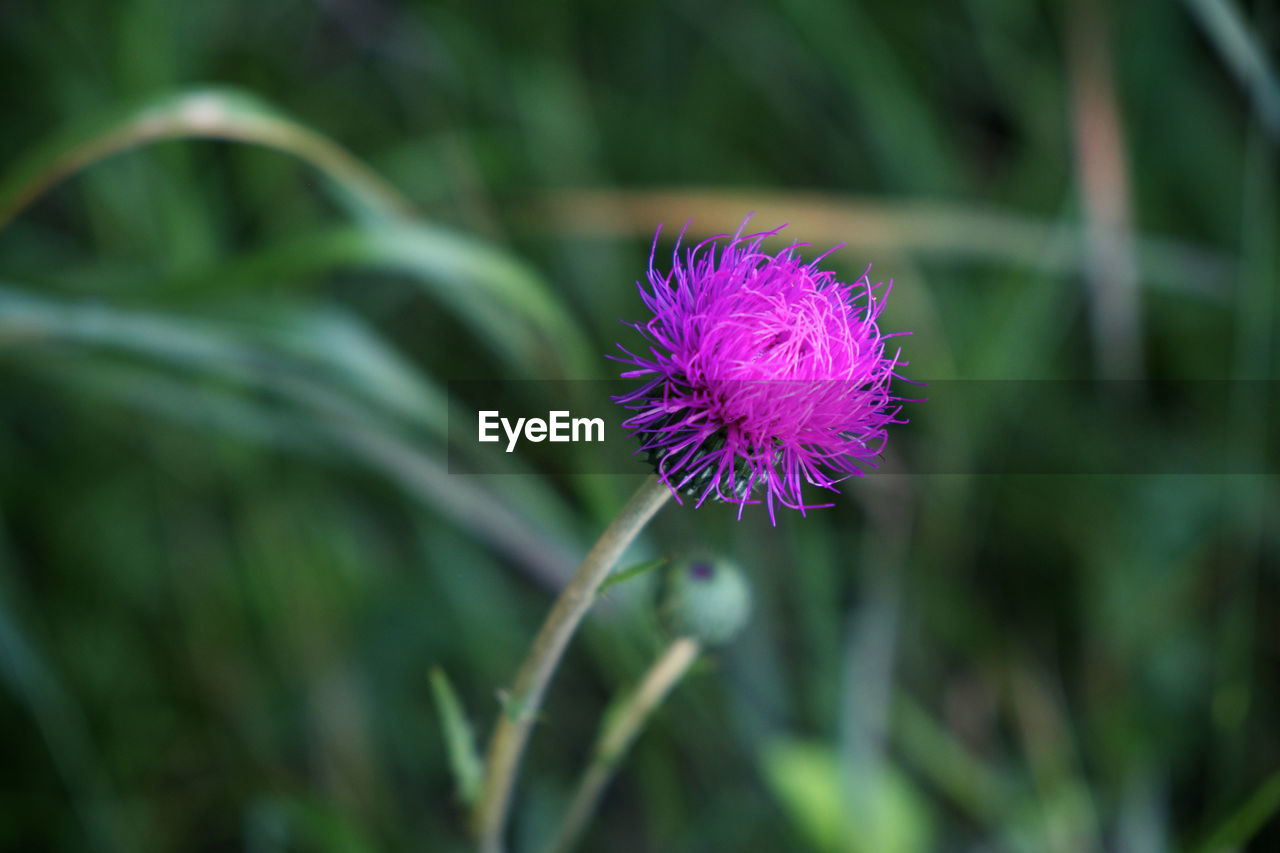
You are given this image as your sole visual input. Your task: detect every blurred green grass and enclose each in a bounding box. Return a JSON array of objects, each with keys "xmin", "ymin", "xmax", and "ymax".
[{"xmin": 0, "ymin": 0, "xmax": 1277, "ymax": 851}]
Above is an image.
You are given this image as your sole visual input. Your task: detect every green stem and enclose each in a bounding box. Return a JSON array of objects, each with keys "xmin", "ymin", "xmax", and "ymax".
[
  {"xmin": 546, "ymin": 636, "xmax": 701, "ymax": 853},
  {"xmin": 472, "ymin": 474, "xmax": 672, "ymax": 853}
]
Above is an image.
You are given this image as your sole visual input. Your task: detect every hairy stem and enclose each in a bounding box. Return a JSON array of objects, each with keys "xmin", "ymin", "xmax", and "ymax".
[
  {"xmin": 547, "ymin": 636, "xmax": 701, "ymax": 853},
  {"xmin": 472, "ymin": 474, "xmax": 672, "ymax": 853}
]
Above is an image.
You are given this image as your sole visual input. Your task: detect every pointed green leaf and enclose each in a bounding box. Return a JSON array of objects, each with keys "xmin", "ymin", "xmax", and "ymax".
[
  {"xmin": 597, "ymin": 556, "xmax": 669, "ymax": 598},
  {"xmin": 429, "ymin": 666, "xmax": 484, "ymax": 805}
]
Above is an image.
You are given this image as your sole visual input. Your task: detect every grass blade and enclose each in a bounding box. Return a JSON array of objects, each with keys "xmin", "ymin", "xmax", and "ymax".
[
  {"xmin": 429, "ymin": 666, "xmax": 484, "ymax": 806},
  {"xmin": 1182, "ymin": 0, "xmax": 1280, "ymax": 138},
  {"xmin": 1192, "ymin": 770, "xmax": 1280, "ymax": 853},
  {"xmin": 0, "ymin": 88, "xmax": 415, "ymax": 227},
  {"xmin": 530, "ymin": 188, "xmax": 1234, "ymax": 299},
  {"xmin": 208, "ymin": 223, "xmax": 595, "ymax": 379},
  {"xmin": 0, "ymin": 286, "xmax": 584, "ymax": 588},
  {"xmin": 596, "ymin": 556, "xmax": 668, "ymax": 598}
]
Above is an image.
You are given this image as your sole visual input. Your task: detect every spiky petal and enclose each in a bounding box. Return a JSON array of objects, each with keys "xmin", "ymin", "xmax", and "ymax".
[{"xmin": 612, "ymin": 219, "xmax": 911, "ymax": 522}]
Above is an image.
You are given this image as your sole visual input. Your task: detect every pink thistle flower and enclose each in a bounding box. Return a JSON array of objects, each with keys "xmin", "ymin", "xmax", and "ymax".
[{"xmin": 612, "ymin": 218, "xmax": 913, "ymax": 522}]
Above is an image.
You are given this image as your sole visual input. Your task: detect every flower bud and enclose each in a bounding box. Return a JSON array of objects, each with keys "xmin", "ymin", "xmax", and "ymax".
[{"xmin": 658, "ymin": 553, "xmax": 752, "ymax": 645}]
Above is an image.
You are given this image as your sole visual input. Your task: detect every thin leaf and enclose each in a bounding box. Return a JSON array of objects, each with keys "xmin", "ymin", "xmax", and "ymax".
[
  {"xmin": 0, "ymin": 283, "xmax": 448, "ymax": 438},
  {"xmin": 1182, "ymin": 0, "xmax": 1280, "ymax": 138},
  {"xmin": 597, "ymin": 556, "xmax": 669, "ymax": 598},
  {"xmin": 1192, "ymin": 770, "xmax": 1280, "ymax": 853},
  {"xmin": 207, "ymin": 223, "xmax": 594, "ymax": 379},
  {"xmin": 532, "ymin": 189, "xmax": 1235, "ymax": 299},
  {"xmin": 32, "ymin": 357, "xmax": 579, "ymax": 591},
  {"xmin": 0, "ymin": 287, "xmax": 583, "ymax": 588},
  {"xmin": 0, "ymin": 88, "xmax": 595, "ymax": 379},
  {"xmin": 0, "ymin": 87, "xmax": 414, "ymax": 228},
  {"xmin": 429, "ymin": 666, "xmax": 484, "ymax": 805}
]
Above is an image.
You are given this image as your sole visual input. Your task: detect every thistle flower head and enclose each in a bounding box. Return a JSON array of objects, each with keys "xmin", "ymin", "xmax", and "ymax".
[{"xmin": 612, "ymin": 218, "xmax": 911, "ymax": 521}]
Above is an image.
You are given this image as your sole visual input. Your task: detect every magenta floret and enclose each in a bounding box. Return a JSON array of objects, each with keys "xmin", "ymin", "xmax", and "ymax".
[{"xmin": 612, "ymin": 218, "xmax": 912, "ymax": 521}]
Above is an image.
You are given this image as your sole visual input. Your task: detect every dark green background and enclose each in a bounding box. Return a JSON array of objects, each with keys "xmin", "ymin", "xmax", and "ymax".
[{"xmin": 1, "ymin": 0, "xmax": 1277, "ymax": 850}]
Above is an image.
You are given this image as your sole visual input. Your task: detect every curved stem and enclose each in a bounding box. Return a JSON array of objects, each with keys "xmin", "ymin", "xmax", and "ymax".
[
  {"xmin": 472, "ymin": 474, "xmax": 672, "ymax": 853},
  {"xmin": 547, "ymin": 636, "xmax": 701, "ymax": 853}
]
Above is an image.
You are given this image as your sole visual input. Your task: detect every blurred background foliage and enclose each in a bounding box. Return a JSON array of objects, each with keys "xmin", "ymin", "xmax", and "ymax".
[{"xmin": 0, "ymin": 0, "xmax": 1278, "ymax": 850}]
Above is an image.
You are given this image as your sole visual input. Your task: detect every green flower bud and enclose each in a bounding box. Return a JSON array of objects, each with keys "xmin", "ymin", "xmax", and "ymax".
[{"xmin": 658, "ymin": 553, "xmax": 752, "ymax": 645}]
